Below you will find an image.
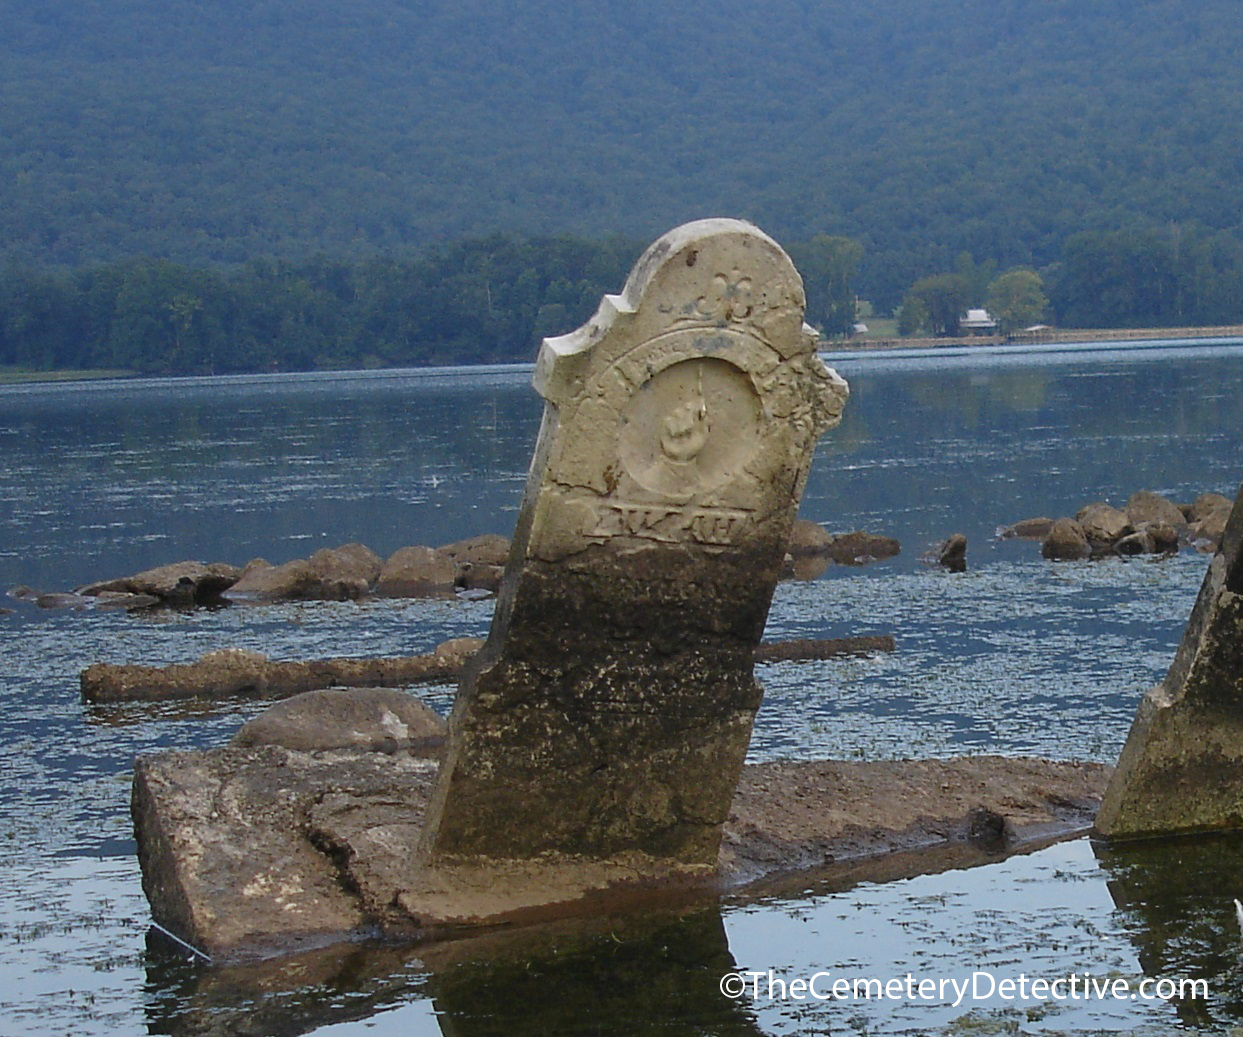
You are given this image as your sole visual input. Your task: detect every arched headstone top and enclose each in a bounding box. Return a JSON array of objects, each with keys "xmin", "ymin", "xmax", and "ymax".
[
  {"xmin": 527, "ymin": 218, "xmax": 847, "ymax": 562},
  {"xmin": 536, "ymin": 218, "xmax": 825, "ymax": 406}
]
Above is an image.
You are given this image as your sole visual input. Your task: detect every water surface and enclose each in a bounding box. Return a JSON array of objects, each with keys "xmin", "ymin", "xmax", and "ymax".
[{"xmin": 3, "ymin": 341, "xmax": 1243, "ymax": 1035}]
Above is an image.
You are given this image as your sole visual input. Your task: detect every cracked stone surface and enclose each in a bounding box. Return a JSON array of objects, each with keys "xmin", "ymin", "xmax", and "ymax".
[{"xmin": 132, "ymin": 746, "xmax": 1107, "ymax": 960}]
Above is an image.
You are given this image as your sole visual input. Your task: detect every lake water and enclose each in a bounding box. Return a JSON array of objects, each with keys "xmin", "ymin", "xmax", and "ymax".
[{"xmin": 3, "ymin": 339, "xmax": 1243, "ymax": 1035}]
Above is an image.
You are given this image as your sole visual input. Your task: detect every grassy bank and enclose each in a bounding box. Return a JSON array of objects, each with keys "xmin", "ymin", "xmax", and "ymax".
[
  {"xmin": 834, "ymin": 323, "xmax": 1243, "ymax": 351},
  {"xmin": 0, "ymin": 367, "xmax": 134, "ymax": 385}
]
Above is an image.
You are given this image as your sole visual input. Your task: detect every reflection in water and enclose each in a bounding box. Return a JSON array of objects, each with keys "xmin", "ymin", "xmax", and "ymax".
[
  {"xmin": 144, "ymin": 908, "xmax": 760, "ymax": 1037},
  {"xmin": 425, "ymin": 909, "xmax": 759, "ymax": 1037},
  {"xmin": 145, "ymin": 935, "xmax": 429, "ymax": 1037},
  {"xmin": 1095, "ymin": 831, "xmax": 1243, "ymax": 1028}
]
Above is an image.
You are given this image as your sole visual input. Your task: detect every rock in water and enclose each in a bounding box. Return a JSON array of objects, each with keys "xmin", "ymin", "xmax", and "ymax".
[
  {"xmin": 232, "ymin": 688, "xmax": 446, "ymax": 754},
  {"xmin": 937, "ymin": 533, "xmax": 967, "ymax": 572},
  {"xmin": 1075, "ymin": 501, "xmax": 1131, "ymax": 552},
  {"xmin": 1125, "ymin": 490, "xmax": 1186, "ymax": 530},
  {"xmin": 1041, "ymin": 518, "xmax": 1091, "ymax": 561}
]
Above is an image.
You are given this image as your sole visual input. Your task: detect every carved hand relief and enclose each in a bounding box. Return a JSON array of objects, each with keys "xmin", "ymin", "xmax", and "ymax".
[{"xmin": 619, "ymin": 358, "xmax": 762, "ymax": 501}]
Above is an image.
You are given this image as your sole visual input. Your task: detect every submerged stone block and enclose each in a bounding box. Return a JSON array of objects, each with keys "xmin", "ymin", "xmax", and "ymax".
[
  {"xmin": 1096, "ymin": 482, "xmax": 1243, "ymax": 838},
  {"xmin": 418, "ymin": 219, "xmax": 848, "ymax": 872}
]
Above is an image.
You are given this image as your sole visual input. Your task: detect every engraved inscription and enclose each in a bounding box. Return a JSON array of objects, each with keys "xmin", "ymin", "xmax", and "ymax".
[
  {"xmin": 688, "ymin": 508, "xmax": 750, "ymax": 545},
  {"xmin": 586, "ymin": 499, "xmax": 753, "ymax": 545}
]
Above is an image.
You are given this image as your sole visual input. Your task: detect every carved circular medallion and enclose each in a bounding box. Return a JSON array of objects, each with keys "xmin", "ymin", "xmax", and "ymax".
[{"xmin": 618, "ymin": 358, "xmax": 762, "ymax": 499}]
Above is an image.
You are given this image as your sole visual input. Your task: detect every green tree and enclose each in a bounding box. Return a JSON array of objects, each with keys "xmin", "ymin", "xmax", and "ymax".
[
  {"xmin": 899, "ymin": 274, "xmax": 969, "ymax": 336},
  {"xmin": 788, "ymin": 235, "xmax": 862, "ymax": 337},
  {"xmin": 896, "ymin": 294, "xmax": 929, "ymax": 336},
  {"xmin": 986, "ymin": 268, "xmax": 1049, "ymax": 335}
]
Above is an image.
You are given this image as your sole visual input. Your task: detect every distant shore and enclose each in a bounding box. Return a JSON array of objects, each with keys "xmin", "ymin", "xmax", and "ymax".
[
  {"xmin": 5, "ymin": 324, "xmax": 1243, "ymax": 386},
  {"xmin": 835, "ymin": 323, "xmax": 1243, "ymax": 352},
  {"xmin": 0, "ymin": 366, "xmax": 134, "ymax": 385}
]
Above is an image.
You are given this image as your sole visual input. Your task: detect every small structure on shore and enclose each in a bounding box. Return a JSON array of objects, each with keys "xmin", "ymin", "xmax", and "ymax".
[{"xmin": 961, "ymin": 308, "xmax": 997, "ymax": 335}]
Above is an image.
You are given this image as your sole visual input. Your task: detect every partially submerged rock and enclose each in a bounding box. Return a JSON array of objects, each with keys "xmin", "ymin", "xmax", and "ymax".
[
  {"xmin": 78, "ymin": 560, "xmax": 240, "ymax": 604},
  {"xmin": 786, "ymin": 518, "xmax": 835, "ymax": 556},
  {"xmin": 999, "ymin": 516, "xmax": 1055, "ymax": 540},
  {"xmin": 782, "ymin": 520, "xmax": 901, "ymax": 574},
  {"xmin": 224, "ymin": 557, "xmax": 351, "ymax": 602},
  {"xmin": 1125, "ymin": 490, "xmax": 1187, "ymax": 531},
  {"xmin": 35, "ymin": 591, "xmax": 90, "ymax": 609},
  {"xmin": 1191, "ymin": 499, "xmax": 1232, "ymax": 548},
  {"xmin": 1041, "ymin": 517, "xmax": 1091, "ymax": 560},
  {"xmin": 132, "ymin": 746, "xmax": 438, "ymax": 959},
  {"xmin": 232, "ymin": 688, "xmax": 446, "ymax": 754},
  {"xmin": 753, "ymin": 636, "xmax": 895, "ymax": 663},
  {"xmin": 437, "ymin": 533, "xmax": 511, "ymax": 568},
  {"xmin": 47, "ymin": 537, "xmax": 514, "ymax": 611},
  {"xmin": 374, "ymin": 546, "xmax": 457, "ymax": 598},
  {"xmin": 85, "ymin": 634, "xmax": 888, "ymax": 704},
  {"xmin": 922, "ymin": 533, "xmax": 966, "ymax": 572},
  {"xmin": 1006, "ymin": 490, "xmax": 1232, "ymax": 558},
  {"xmin": 81, "ymin": 639, "xmax": 485, "ymax": 703},
  {"xmin": 821, "ymin": 530, "xmax": 901, "ymax": 565},
  {"xmin": 1076, "ymin": 501, "xmax": 1131, "ymax": 551}
]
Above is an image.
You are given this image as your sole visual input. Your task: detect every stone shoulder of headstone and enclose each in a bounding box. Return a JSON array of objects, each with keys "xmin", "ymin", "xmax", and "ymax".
[{"xmin": 232, "ymin": 688, "xmax": 446, "ymax": 754}]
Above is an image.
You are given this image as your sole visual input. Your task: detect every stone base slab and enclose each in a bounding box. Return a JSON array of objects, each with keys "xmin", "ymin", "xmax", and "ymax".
[{"xmin": 133, "ymin": 747, "xmax": 1108, "ymax": 961}]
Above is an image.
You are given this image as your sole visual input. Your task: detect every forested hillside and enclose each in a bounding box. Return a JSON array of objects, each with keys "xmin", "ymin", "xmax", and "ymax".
[{"xmin": 3, "ymin": 0, "xmax": 1243, "ymax": 371}]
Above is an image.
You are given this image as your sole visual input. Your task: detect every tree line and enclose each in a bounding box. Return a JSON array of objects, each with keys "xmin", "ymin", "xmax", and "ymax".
[
  {"xmin": 4, "ymin": 224, "xmax": 1243, "ymax": 376},
  {"xmin": 5, "ymin": 0, "xmax": 1243, "ymax": 323},
  {"xmin": 897, "ymin": 224, "xmax": 1243, "ymax": 337}
]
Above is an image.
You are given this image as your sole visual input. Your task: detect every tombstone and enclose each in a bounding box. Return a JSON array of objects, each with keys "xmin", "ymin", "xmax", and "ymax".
[
  {"xmin": 1096, "ymin": 481, "xmax": 1243, "ymax": 838},
  {"xmin": 417, "ymin": 219, "xmax": 849, "ymax": 876}
]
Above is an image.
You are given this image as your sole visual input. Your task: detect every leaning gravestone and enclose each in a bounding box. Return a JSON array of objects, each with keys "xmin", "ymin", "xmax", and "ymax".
[
  {"xmin": 1096, "ymin": 482, "xmax": 1243, "ymax": 837},
  {"xmin": 417, "ymin": 219, "xmax": 849, "ymax": 875}
]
